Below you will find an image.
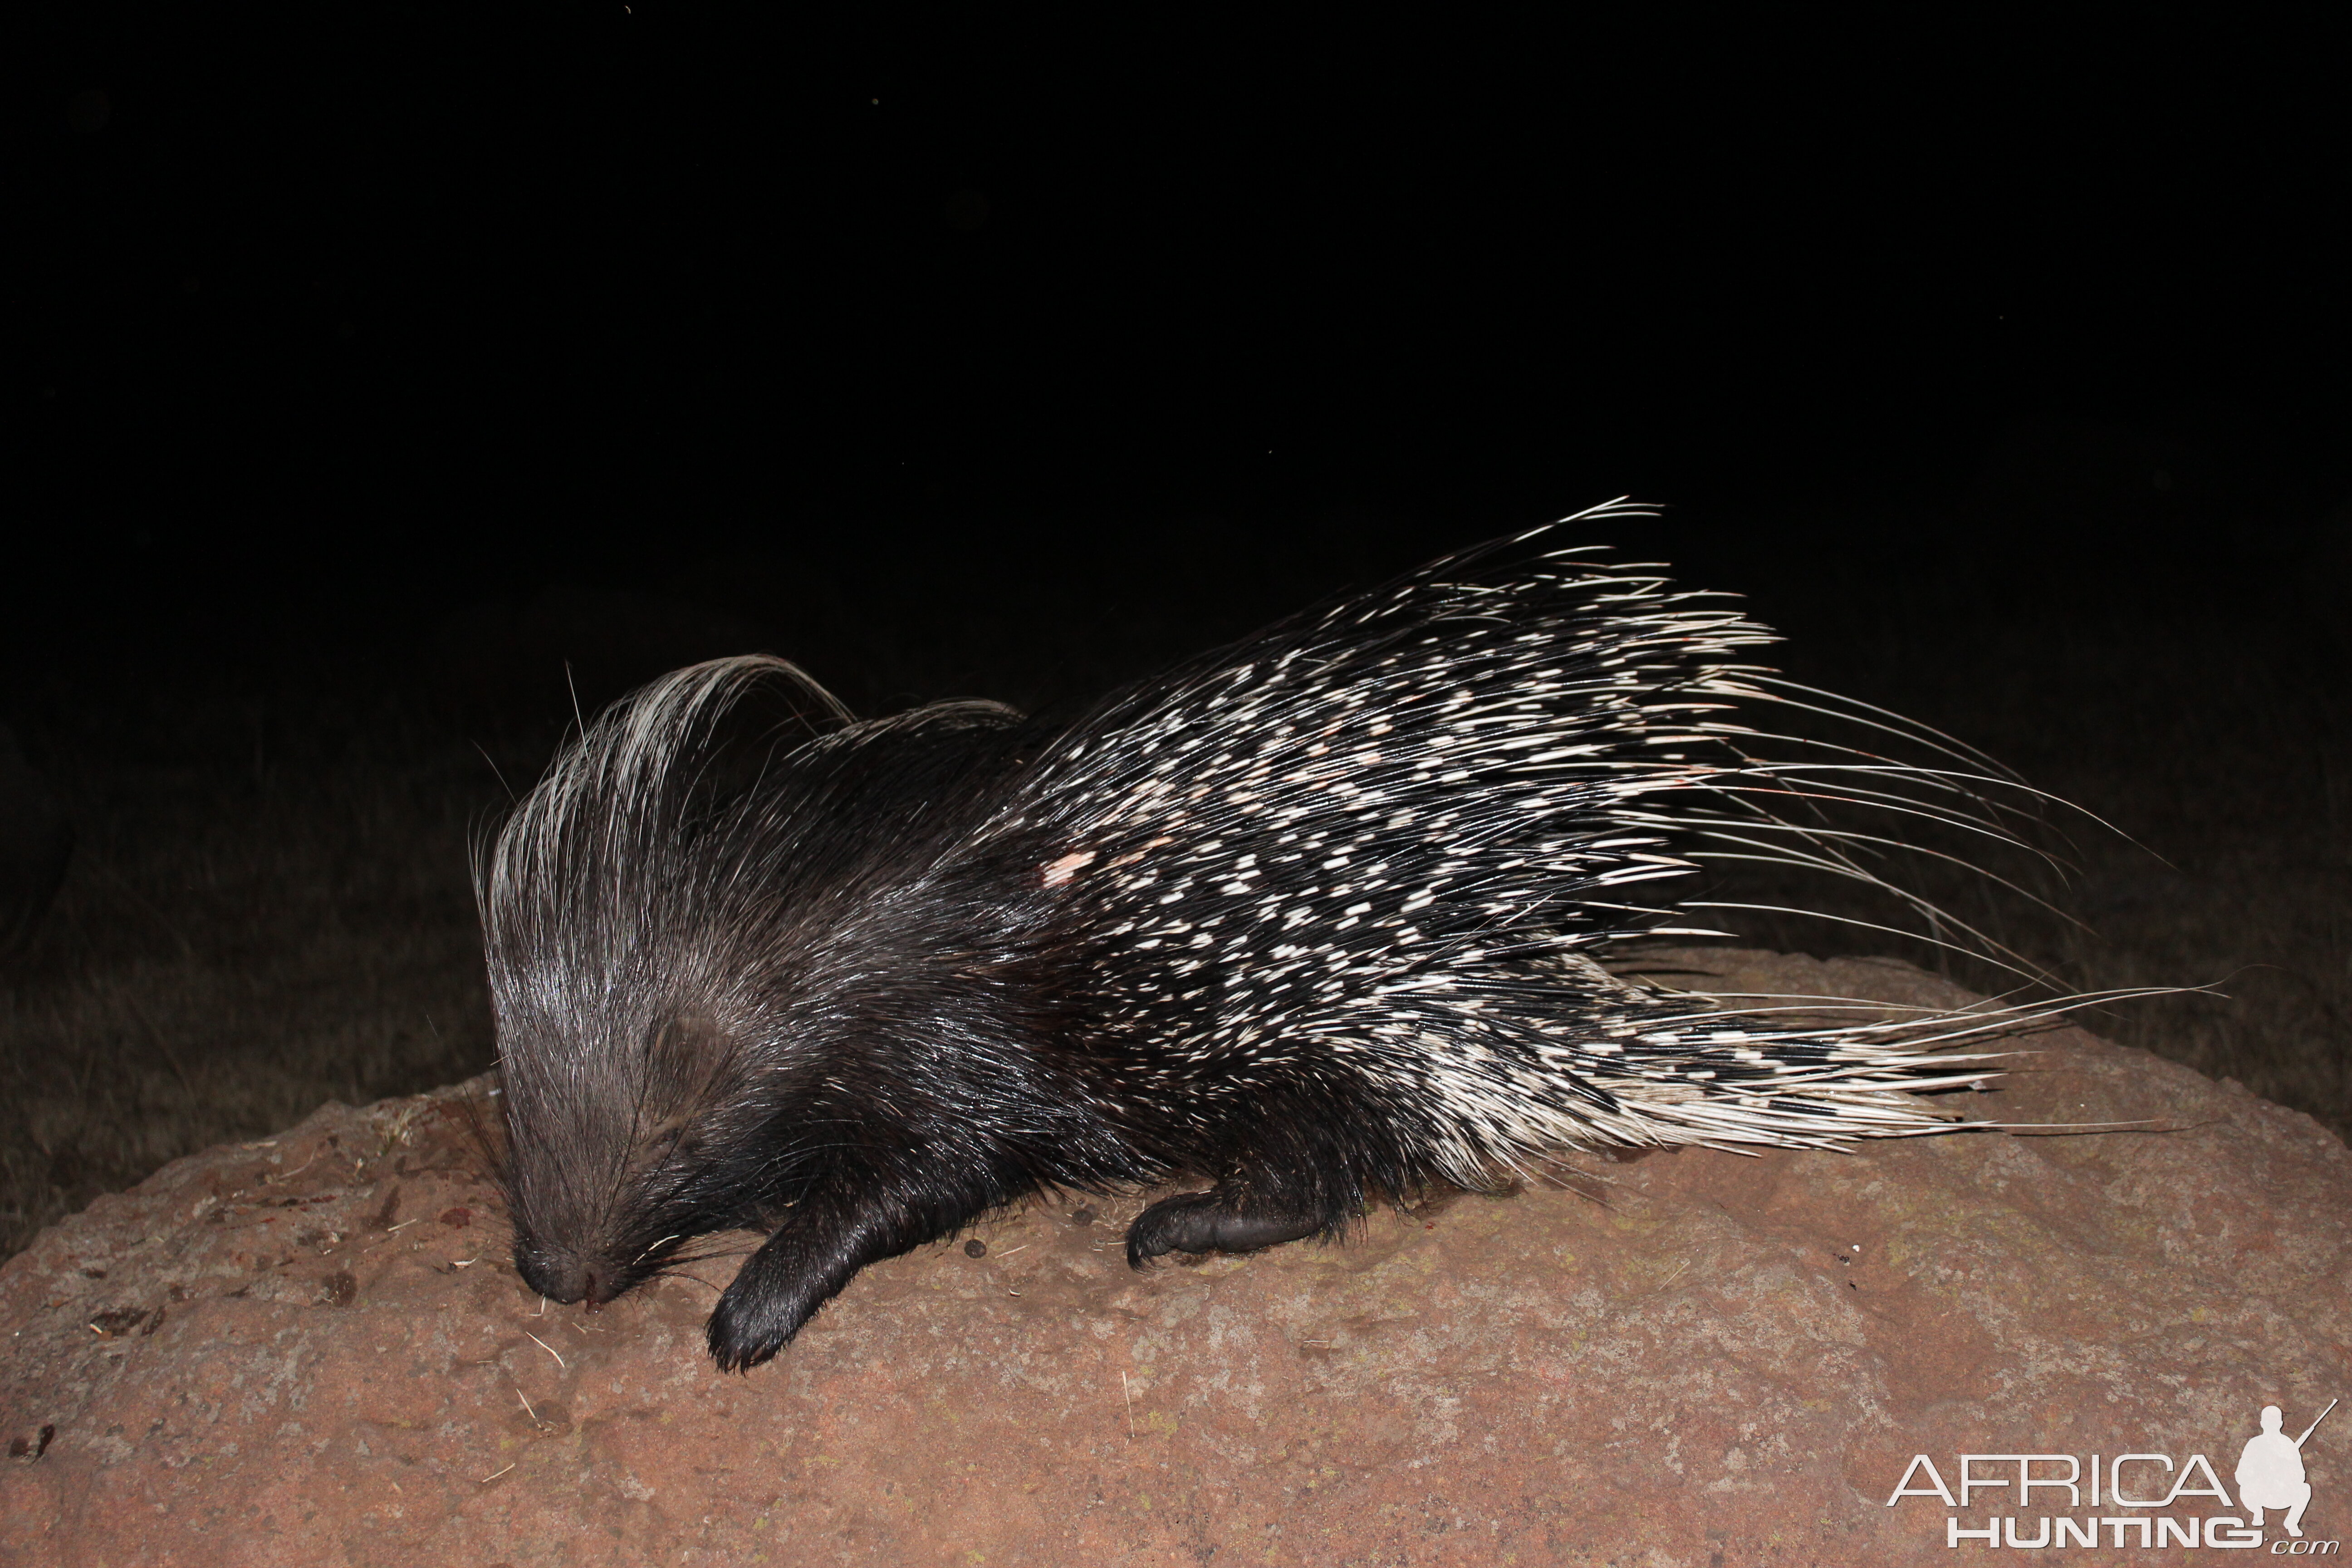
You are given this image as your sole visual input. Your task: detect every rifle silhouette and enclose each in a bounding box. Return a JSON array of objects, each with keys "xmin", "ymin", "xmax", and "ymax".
[{"xmin": 2296, "ymin": 1398, "xmax": 2337, "ymax": 1448}]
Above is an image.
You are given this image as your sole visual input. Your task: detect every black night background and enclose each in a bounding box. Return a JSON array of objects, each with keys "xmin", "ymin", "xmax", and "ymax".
[{"xmin": 6, "ymin": 8, "xmax": 2348, "ymax": 1249}]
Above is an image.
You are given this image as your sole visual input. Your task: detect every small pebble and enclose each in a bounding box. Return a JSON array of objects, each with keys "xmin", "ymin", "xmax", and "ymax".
[
  {"xmin": 1069, "ymin": 1206, "xmax": 1095, "ymax": 1227},
  {"xmin": 963, "ymin": 1239, "xmax": 987, "ymax": 1258}
]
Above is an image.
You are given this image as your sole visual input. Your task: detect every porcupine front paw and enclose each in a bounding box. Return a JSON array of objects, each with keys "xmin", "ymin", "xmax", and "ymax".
[
  {"xmin": 705, "ymin": 1217, "xmax": 868, "ymax": 1372},
  {"xmin": 1126, "ymin": 1191, "xmax": 1324, "ymax": 1268},
  {"xmin": 706, "ymin": 1262, "xmax": 819, "ymax": 1373}
]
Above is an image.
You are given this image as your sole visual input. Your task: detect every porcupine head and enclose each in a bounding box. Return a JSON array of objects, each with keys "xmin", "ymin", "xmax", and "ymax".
[{"xmin": 480, "ymin": 658, "xmax": 1062, "ymax": 1367}]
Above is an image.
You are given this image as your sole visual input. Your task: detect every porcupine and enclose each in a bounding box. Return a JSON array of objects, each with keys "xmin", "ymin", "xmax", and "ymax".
[{"xmin": 480, "ymin": 501, "xmax": 2078, "ymax": 1372}]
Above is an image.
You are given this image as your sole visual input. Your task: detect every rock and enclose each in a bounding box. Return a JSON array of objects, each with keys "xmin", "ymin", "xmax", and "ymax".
[{"xmin": 2, "ymin": 951, "xmax": 2346, "ymax": 1565}]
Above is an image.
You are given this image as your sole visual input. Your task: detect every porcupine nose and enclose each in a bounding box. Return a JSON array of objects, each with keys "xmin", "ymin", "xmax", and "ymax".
[{"xmin": 514, "ymin": 1246, "xmax": 599, "ymax": 1307}]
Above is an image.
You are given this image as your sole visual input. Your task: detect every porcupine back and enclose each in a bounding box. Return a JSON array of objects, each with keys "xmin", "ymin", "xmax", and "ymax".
[
  {"xmin": 992, "ymin": 514, "xmax": 2028, "ymax": 1190},
  {"xmin": 483, "ymin": 501, "xmax": 2075, "ymax": 1368}
]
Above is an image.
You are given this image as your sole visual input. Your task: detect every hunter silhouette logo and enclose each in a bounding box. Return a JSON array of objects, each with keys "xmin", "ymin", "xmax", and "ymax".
[
  {"xmin": 2241, "ymin": 1400, "xmax": 2334, "ymax": 1539},
  {"xmin": 1883, "ymin": 1396, "xmax": 2338, "ymax": 1551}
]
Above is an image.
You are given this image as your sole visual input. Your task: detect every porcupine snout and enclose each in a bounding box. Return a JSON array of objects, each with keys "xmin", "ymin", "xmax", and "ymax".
[
  {"xmin": 498, "ymin": 1070, "xmax": 688, "ymax": 1312},
  {"xmin": 503, "ymin": 1122, "xmax": 701, "ymax": 1313},
  {"xmin": 493, "ymin": 993, "xmax": 756, "ymax": 1314},
  {"xmin": 513, "ymin": 1241, "xmax": 611, "ymax": 1308}
]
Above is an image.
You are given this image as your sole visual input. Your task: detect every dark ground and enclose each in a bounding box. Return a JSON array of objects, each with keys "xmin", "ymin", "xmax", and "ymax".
[{"xmin": 5, "ymin": 9, "xmax": 2347, "ymax": 1252}]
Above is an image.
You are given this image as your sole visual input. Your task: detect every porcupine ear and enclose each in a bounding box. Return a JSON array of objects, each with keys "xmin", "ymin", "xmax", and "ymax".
[{"xmin": 641, "ymin": 1013, "xmax": 733, "ymax": 1122}]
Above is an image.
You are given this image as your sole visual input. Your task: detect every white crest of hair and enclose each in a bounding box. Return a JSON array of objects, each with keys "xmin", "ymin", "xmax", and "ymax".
[{"xmin": 481, "ymin": 657, "xmax": 852, "ymax": 1100}]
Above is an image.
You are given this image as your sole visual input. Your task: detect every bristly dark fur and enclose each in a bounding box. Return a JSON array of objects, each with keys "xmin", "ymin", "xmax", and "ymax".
[{"xmin": 478, "ymin": 502, "xmax": 2101, "ymax": 1371}]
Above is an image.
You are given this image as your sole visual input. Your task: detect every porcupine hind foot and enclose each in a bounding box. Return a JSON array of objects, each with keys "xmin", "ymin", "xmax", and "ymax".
[
  {"xmin": 1125, "ymin": 1191, "xmax": 1326, "ymax": 1265},
  {"xmin": 1125, "ymin": 1156, "xmax": 1369, "ymax": 1266}
]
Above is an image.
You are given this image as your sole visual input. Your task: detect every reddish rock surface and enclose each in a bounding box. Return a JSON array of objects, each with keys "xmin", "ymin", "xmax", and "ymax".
[{"xmin": 3, "ymin": 951, "xmax": 2346, "ymax": 1566}]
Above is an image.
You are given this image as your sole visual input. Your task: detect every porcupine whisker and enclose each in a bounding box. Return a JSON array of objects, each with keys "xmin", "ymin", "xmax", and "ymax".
[{"xmin": 630, "ymin": 1235, "xmax": 684, "ymax": 1266}]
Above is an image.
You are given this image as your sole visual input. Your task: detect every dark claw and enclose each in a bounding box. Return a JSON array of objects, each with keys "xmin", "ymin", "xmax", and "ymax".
[{"xmin": 705, "ymin": 1272, "xmax": 809, "ymax": 1372}]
